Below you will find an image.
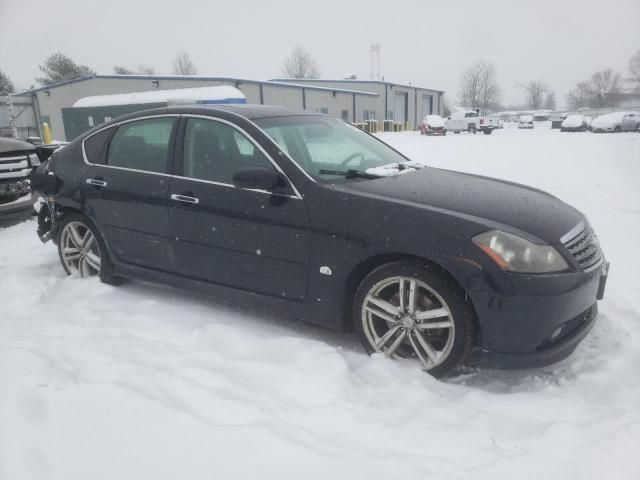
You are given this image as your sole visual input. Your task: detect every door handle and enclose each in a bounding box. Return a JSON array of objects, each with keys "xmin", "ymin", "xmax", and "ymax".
[
  {"xmin": 170, "ymin": 193, "xmax": 199, "ymax": 204},
  {"xmin": 86, "ymin": 178, "xmax": 107, "ymax": 187}
]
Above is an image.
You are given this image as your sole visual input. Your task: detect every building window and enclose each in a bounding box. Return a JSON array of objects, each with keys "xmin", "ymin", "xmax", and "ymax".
[
  {"xmin": 387, "ymin": 111, "xmax": 393, "ymax": 120},
  {"xmin": 363, "ymin": 110, "xmax": 369, "ymax": 120},
  {"xmin": 341, "ymin": 110, "xmax": 349, "ymax": 121},
  {"xmin": 319, "ymin": 108, "xmax": 328, "ymax": 114}
]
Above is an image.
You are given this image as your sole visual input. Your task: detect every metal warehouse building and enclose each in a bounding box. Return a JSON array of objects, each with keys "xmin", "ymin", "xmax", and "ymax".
[
  {"xmin": 272, "ymin": 78, "xmax": 445, "ymax": 127},
  {"xmin": 15, "ymin": 74, "xmax": 444, "ymax": 141}
]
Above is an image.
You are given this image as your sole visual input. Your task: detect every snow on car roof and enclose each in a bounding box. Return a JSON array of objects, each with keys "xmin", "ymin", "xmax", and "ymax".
[{"xmin": 73, "ymin": 86, "xmax": 246, "ymax": 108}]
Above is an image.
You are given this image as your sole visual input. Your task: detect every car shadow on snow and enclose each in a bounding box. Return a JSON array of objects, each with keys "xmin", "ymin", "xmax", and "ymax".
[{"xmin": 118, "ymin": 278, "xmax": 364, "ymax": 355}]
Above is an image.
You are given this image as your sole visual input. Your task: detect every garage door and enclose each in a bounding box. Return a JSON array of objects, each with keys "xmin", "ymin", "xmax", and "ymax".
[
  {"xmin": 394, "ymin": 93, "xmax": 407, "ymax": 122},
  {"xmin": 422, "ymin": 95, "xmax": 433, "ymax": 117}
]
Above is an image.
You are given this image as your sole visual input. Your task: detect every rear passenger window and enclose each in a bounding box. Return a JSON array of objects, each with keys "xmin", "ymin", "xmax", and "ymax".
[
  {"xmin": 84, "ymin": 127, "xmax": 113, "ymax": 165},
  {"xmin": 107, "ymin": 117, "xmax": 175, "ymax": 173}
]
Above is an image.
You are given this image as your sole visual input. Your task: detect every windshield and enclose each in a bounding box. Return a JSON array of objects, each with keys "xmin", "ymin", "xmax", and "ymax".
[{"xmin": 255, "ymin": 115, "xmax": 411, "ymax": 182}]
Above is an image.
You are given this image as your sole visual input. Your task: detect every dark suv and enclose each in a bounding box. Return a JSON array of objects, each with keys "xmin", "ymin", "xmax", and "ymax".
[{"xmin": 32, "ymin": 105, "xmax": 609, "ymax": 377}]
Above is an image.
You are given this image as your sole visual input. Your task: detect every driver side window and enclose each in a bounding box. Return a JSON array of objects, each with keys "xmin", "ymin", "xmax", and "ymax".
[{"xmin": 182, "ymin": 118, "xmax": 275, "ymax": 185}]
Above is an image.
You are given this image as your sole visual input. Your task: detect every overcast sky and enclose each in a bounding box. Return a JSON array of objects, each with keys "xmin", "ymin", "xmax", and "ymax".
[{"xmin": 1, "ymin": 0, "xmax": 638, "ymax": 108}]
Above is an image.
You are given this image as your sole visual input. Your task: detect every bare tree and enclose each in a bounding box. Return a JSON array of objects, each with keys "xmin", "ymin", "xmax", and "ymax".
[
  {"xmin": 590, "ymin": 68, "xmax": 622, "ymax": 107},
  {"xmin": 36, "ymin": 52, "xmax": 94, "ymax": 85},
  {"xmin": 172, "ymin": 52, "xmax": 197, "ymax": 75},
  {"xmin": 281, "ymin": 46, "xmax": 320, "ymax": 79},
  {"xmin": 458, "ymin": 61, "xmax": 501, "ymax": 114},
  {"xmin": 543, "ymin": 90, "xmax": 557, "ymax": 110},
  {"xmin": 566, "ymin": 81, "xmax": 593, "ymax": 109},
  {"xmin": 520, "ymin": 80, "xmax": 548, "ymax": 110},
  {"xmin": 136, "ymin": 65, "xmax": 156, "ymax": 75},
  {"xmin": 0, "ymin": 69, "xmax": 15, "ymax": 95},
  {"xmin": 114, "ymin": 65, "xmax": 156, "ymax": 75},
  {"xmin": 458, "ymin": 62, "xmax": 483, "ymax": 111},
  {"xmin": 628, "ymin": 49, "xmax": 640, "ymax": 93},
  {"xmin": 113, "ymin": 65, "xmax": 134, "ymax": 74}
]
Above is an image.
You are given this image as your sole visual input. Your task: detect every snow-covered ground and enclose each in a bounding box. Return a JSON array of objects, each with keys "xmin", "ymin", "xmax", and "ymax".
[{"xmin": 1, "ymin": 125, "xmax": 639, "ymax": 480}]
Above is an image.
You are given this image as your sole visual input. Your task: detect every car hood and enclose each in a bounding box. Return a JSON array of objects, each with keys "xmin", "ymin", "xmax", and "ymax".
[
  {"xmin": 341, "ymin": 167, "xmax": 583, "ymax": 243},
  {"xmin": 0, "ymin": 137, "xmax": 35, "ymax": 154}
]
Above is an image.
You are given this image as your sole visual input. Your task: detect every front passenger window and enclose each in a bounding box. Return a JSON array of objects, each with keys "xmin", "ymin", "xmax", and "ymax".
[
  {"xmin": 107, "ymin": 117, "xmax": 175, "ymax": 173},
  {"xmin": 183, "ymin": 118, "xmax": 275, "ymax": 185}
]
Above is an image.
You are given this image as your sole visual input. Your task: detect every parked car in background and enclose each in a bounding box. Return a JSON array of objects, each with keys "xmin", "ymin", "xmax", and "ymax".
[
  {"xmin": 550, "ymin": 113, "xmax": 567, "ymax": 129},
  {"xmin": 621, "ymin": 112, "xmax": 640, "ymax": 132},
  {"xmin": 446, "ymin": 110, "xmax": 498, "ymax": 134},
  {"xmin": 0, "ymin": 137, "xmax": 40, "ymax": 204},
  {"xmin": 31, "ymin": 104, "xmax": 608, "ymax": 377},
  {"xmin": 518, "ymin": 115, "xmax": 534, "ymax": 129},
  {"xmin": 419, "ymin": 115, "xmax": 447, "ymax": 135},
  {"xmin": 591, "ymin": 112, "xmax": 635, "ymax": 133},
  {"xmin": 584, "ymin": 116, "xmax": 593, "ymax": 131},
  {"xmin": 561, "ymin": 114, "xmax": 589, "ymax": 132}
]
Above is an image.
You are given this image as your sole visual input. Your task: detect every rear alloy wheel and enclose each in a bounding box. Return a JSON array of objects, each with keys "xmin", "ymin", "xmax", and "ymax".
[
  {"xmin": 354, "ymin": 262, "xmax": 474, "ymax": 377},
  {"xmin": 57, "ymin": 213, "xmax": 121, "ymax": 284}
]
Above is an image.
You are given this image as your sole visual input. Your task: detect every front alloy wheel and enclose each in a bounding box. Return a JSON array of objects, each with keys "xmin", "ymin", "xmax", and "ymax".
[{"xmin": 354, "ymin": 262, "xmax": 475, "ymax": 377}]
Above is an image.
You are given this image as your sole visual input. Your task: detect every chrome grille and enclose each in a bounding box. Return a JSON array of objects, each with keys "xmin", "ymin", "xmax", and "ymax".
[{"xmin": 561, "ymin": 222, "xmax": 603, "ymax": 272}]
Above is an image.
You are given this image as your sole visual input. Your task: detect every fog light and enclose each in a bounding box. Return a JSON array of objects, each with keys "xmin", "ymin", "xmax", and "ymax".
[{"xmin": 550, "ymin": 326, "xmax": 564, "ymax": 341}]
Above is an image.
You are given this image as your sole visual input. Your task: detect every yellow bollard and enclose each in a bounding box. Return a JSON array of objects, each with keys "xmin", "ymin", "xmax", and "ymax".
[{"xmin": 42, "ymin": 122, "xmax": 53, "ymax": 144}]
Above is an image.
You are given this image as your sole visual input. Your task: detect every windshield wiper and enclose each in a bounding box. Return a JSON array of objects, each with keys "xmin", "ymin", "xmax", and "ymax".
[{"xmin": 318, "ymin": 169, "xmax": 382, "ymax": 179}]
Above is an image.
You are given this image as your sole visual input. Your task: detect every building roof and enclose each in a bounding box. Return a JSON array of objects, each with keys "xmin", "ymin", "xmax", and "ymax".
[
  {"xmin": 270, "ymin": 78, "xmax": 445, "ymax": 93},
  {"xmin": 17, "ymin": 74, "xmax": 380, "ymax": 97}
]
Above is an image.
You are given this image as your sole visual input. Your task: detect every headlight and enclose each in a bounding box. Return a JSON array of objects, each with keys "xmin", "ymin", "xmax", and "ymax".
[
  {"xmin": 472, "ymin": 230, "xmax": 569, "ymax": 273},
  {"xmin": 28, "ymin": 153, "xmax": 40, "ymax": 167}
]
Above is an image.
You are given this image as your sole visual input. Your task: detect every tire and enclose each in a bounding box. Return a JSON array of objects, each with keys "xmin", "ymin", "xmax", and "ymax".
[
  {"xmin": 454, "ymin": 131, "xmax": 460, "ymax": 134},
  {"xmin": 483, "ymin": 129, "xmax": 493, "ymax": 135},
  {"xmin": 353, "ymin": 261, "xmax": 475, "ymax": 377},
  {"xmin": 468, "ymin": 125, "xmax": 477, "ymax": 134},
  {"xmin": 614, "ymin": 126, "xmax": 621, "ymax": 133},
  {"xmin": 57, "ymin": 213, "xmax": 122, "ymax": 285}
]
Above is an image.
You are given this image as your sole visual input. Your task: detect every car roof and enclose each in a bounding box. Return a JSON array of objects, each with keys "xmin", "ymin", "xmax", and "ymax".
[{"xmin": 123, "ymin": 104, "xmax": 322, "ymax": 122}]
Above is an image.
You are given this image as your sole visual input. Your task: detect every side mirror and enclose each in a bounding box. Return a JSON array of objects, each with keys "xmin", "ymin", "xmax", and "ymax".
[{"xmin": 232, "ymin": 167, "xmax": 283, "ymax": 191}]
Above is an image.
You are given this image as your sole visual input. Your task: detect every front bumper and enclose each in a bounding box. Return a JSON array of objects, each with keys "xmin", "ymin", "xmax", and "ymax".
[{"xmin": 467, "ymin": 260, "xmax": 608, "ymax": 369}]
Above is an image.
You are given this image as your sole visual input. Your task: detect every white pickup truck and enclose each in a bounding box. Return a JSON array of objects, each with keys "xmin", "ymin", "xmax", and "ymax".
[{"xmin": 446, "ymin": 110, "xmax": 498, "ymax": 135}]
